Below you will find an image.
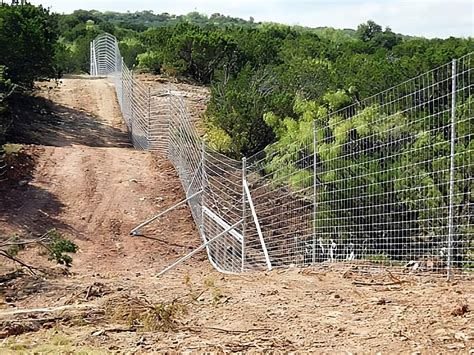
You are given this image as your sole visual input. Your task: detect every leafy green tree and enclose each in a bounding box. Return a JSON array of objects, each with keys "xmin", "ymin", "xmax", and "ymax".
[
  {"xmin": 0, "ymin": 4, "xmax": 60, "ymax": 87},
  {"xmin": 0, "ymin": 65, "xmax": 14, "ymax": 145},
  {"xmin": 137, "ymin": 51, "xmax": 161, "ymax": 73},
  {"xmin": 207, "ymin": 64, "xmax": 278, "ymax": 156},
  {"xmin": 371, "ymin": 27, "xmax": 401, "ymax": 49},
  {"xmin": 140, "ymin": 23, "xmax": 241, "ymax": 83},
  {"xmin": 177, "ymin": 26, "xmax": 238, "ymax": 84},
  {"xmin": 260, "ymin": 86, "xmax": 472, "ymax": 263},
  {"xmin": 356, "ymin": 20, "xmax": 382, "ymax": 42},
  {"xmin": 277, "ymin": 33, "xmax": 335, "ymax": 100},
  {"xmin": 232, "ymin": 25, "xmax": 292, "ymax": 68},
  {"xmin": 119, "ymin": 37, "xmax": 146, "ymax": 68}
]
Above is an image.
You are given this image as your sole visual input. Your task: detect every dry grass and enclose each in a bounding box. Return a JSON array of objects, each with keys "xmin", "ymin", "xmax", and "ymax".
[
  {"xmin": 104, "ymin": 295, "xmax": 188, "ymax": 332},
  {"xmin": 0, "ymin": 329, "xmax": 108, "ymax": 354}
]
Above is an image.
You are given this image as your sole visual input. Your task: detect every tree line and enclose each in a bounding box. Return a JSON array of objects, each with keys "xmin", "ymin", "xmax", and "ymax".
[
  {"xmin": 48, "ymin": 10, "xmax": 473, "ymax": 157},
  {"xmin": 2, "ymin": 6, "xmax": 472, "ymax": 153},
  {"xmin": 0, "ymin": 3, "xmax": 59, "ymax": 146}
]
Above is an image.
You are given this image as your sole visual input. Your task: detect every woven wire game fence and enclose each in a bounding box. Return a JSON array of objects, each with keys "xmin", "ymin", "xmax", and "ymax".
[{"xmin": 91, "ymin": 33, "xmax": 473, "ymax": 279}]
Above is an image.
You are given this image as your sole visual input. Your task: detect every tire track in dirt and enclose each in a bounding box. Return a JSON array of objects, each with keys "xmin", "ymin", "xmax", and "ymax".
[{"xmin": 43, "ymin": 78, "xmax": 199, "ymax": 276}]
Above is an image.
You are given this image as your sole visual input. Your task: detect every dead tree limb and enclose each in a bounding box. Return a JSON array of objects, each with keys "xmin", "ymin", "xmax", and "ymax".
[{"xmin": 0, "ymin": 250, "xmax": 40, "ymax": 275}]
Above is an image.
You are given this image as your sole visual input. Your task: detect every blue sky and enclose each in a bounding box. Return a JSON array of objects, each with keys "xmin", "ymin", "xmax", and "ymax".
[{"xmin": 29, "ymin": 0, "xmax": 473, "ymax": 38}]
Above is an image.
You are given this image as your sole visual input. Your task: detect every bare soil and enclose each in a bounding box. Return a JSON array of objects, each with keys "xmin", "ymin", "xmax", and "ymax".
[{"xmin": 0, "ymin": 76, "xmax": 472, "ymax": 353}]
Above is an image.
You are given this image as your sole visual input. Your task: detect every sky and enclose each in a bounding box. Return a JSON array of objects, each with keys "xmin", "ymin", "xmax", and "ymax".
[{"xmin": 28, "ymin": 0, "xmax": 473, "ymax": 38}]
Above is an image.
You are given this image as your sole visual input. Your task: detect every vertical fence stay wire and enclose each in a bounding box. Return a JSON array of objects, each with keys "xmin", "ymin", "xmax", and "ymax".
[{"xmin": 91, "ymin": 33, "xmax": 473, "ymax": 279}]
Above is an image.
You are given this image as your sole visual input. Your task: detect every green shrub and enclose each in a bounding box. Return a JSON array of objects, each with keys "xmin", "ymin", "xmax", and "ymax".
[
  {"xmin": 47, "ymin": 229, "xmax": 78, "ymax": 267},
  {"xmin": 0, "ymin": 4, "xmax": 60, "ymax": 88},
  {"xmin": 137, "ymin": 51, "xmax": 162, "ymax": 74}
]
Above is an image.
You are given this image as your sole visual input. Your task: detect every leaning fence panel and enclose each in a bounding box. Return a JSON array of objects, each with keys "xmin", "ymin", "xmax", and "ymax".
[
  {"xmin": 91, "ymin": 33, "xmax": 472, "ymax": 278},
  {"xmin": 91, "ymin": 33, "xmax": 246, "ymax": 273}
]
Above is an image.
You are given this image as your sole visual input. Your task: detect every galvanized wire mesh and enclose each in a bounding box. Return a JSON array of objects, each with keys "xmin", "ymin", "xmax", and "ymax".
[
  {"xmin": 91, "ymin": 33, "xmax": 246, "ymax": 273},
  {"xmin": 0, "ymin": 151, "xmax": 6, "ymax": 183},
  {"xmin": 91, "ymin": 33, "xmax": 473, "ymax": 278},
  {"xmin": 247, "ymin": 54, "xmax": 473, "ymax": 276}
]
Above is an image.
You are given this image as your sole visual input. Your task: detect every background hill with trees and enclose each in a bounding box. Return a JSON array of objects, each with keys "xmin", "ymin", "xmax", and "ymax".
[
  {"xmin": 49, "ymin": 9, "xmax": 474, "ymax": 156},
  {"xmin": 1, "ymin": 5, "xmax": 473, "ymax": 158}
]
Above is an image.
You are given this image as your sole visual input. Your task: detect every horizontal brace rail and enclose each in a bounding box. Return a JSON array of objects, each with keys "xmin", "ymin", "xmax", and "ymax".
[{"xmin": 202, "ymin": 206, "xmax": 243, "ymax": 242}]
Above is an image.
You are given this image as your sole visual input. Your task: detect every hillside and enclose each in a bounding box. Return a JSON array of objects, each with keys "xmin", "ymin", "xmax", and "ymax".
[
  {"xmin": 0, "ymin": 76, "xmax": 472, "ymax": 353},
  {"xmin": 0, "ymin": 4, "xmax": 473, "ymax": 352},
  {"xmin": 55, "ymin": 11, "xmax": 473, "ymax": 158}
]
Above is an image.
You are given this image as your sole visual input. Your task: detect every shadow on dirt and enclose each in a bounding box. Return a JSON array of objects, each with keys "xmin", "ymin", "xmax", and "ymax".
[
  {"xmin": 0, "ymin": 269, "xmax": 53, "ymax": 304},
  {"xmin": 6, "ymin": 94, "xmax": 131, "ymax": 148},
  {"xmin": 0, "ymin": 182, "xmax": 78, "ymax": 239}
]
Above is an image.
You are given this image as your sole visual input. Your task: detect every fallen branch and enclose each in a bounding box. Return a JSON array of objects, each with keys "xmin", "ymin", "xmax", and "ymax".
[
  {"xmin": 172, "ymin": 289, "xmax": 206, "ymax": 304},
  {"xmin": 0, "ymin": 303, "xmax": 100, "ymax": 317},
  {"xmin": 387, "ymin": 270, "xmax": 409, "ymax": 284},
  {"xmin": 85, "ymin": 285, "xmax": 93, "ymax": 301},
  {"xmin": 353, "ymin": 271, "xmax": 411, "ymax": 287},
  {"xmin": 0, "ymin": 231, "xmax": 51, "ymax": 248},
  {"xmin": 0, "ymin": 250, "xmax": 40, "ymax": 275},
  {"xmin": 352, "ymin": 281, "xmax": 402, "ymax": 286},
  {"xmin": 181, "ymin": 326, "xmax": 273, "ymax": 334},
  {"xmin": 91, "ymin": 327, "xmax": 138, "ymax": 336}
]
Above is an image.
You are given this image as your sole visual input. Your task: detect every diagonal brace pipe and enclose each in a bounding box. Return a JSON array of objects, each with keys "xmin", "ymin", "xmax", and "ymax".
[
  {"xmin": 130, "ymin": 189, "xmax": 203, "ymax": 236},
  {"xmin": 156, "ymin": 219, "xmax": 243, "ymax": 278},
  {"xmin": 243, "ymin": 180, "xmax": 272, "ymax": 271}
]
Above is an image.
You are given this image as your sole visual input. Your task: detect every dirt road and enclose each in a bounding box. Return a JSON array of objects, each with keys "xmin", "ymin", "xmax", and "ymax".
[
  {"xmin": 0, "ymin": 77, "xmax": 472, "ymax": 353},
  {"xmin": 1, "ymin": 77, "xmax": 198, "ymax": 276}
]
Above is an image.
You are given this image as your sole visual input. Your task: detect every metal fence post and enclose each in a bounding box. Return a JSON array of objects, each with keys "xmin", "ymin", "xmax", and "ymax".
[
  {"xmin": 147, "ymin": 86, "xmax": 151, "ymax": 149},
  {"xmin": 121, "ymin": 58, "xmax": 124, "ymax": 113},
  {"xmin": 447, "ymin": 59, "xmax": 457, "ymax": 281},
  {"xmin": 93, "ymin": 40, "xmax": 96, "ymax": 75},
  {"xmin": 178, "ymin": 97, "xmax": 184, "ymax": 178},
  {"xmin": 130, "ymin": 69, "xmax": 134, "ymax": 146},
  {"xmin": 90, "ymin": 41, "xmax": 93, "ymax": 75},
  {"xmin": 312, "ymin": 119, "xmax": 317, "ymax": 264},
  {"xmin": 242, "ymin": 157, "xmax": 247, "ymax": 272},
  {"xmin": 166, "ymin": 91, "xmax": 172, "ymax": 160},
  {"xmin": 115, "ymin": 43, "xmax": 119, "ymax": 73},
  {"xmin": 201, "ymin": 139, "xmax": 206, "ymax": 237},
  {"xmin": 92, "ymin": 40, "xmax": 97, "ymax": 75}
]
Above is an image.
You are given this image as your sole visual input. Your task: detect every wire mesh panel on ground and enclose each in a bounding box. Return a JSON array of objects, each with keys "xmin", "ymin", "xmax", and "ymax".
[{"xmin": 91, "ymin": 33, "xmax": 472, "ymax": 278}]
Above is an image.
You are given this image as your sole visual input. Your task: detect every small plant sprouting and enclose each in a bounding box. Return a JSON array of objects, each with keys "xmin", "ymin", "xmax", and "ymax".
[
  {"xmin": 47, "ymin": 229, "xmax": 78, "ymax": 267},
  {"xmin": 143, "ymin": 301, "xmax": 188, "ymax": 331},
  {"xmin": 203, "ymin": 276, "xmax": 215, "ymax": 288},
  {"xmin": 211, "ymin": 287, "xmax": 224, "ymax": 305},
  {"xmin": 183, "ymin": 271, "xmax": 191, "ymax": 287},
  {"xmin": 203, "ymin": 276, "xmax": 226, "ymax": 306}
]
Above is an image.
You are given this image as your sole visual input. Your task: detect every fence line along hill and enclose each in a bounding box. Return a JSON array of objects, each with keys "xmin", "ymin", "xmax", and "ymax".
[{"xmin": 91, "ymin": 33, "xmax": 473, "ymax": 279}]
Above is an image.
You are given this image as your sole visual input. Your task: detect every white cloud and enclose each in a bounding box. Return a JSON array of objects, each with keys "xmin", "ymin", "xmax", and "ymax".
[{"xmin": 28, "ymin": 0, "xmax": 473, "ymax": 38}]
